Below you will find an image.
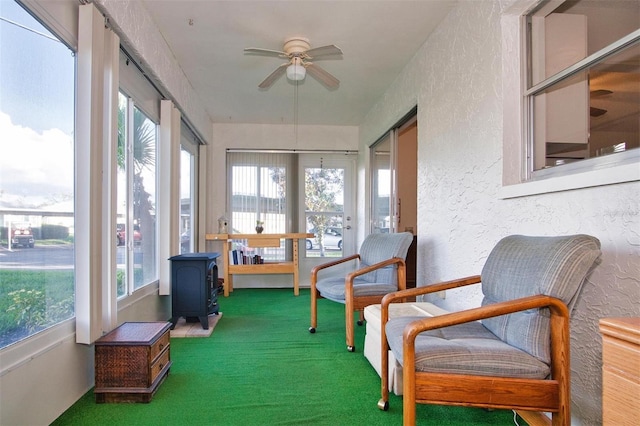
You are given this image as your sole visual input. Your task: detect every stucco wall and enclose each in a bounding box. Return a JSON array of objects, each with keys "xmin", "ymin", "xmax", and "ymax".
[{"xmin": 358, "ymin": 1, "xmax": 640, "ymax": 424}]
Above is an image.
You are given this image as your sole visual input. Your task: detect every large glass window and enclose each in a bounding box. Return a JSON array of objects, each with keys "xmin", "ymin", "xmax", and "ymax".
[
  {"xmin": 526, "ymin": 0, "xmax": 639, "ymax": 178},
  {"xmin": 116, "ymin": 93, "xmax": 158, "ymax": 296},
  {"xmin": 180, "ymin": 147, "xmax": 194, "ymax": 254},
  {"xmin": 228, "ymin": 152, "xmax": 289, "ymax": 235},
  {"xmin": 227, "ymin": 152, "xmax": 291, "ymax": 261},
  {"xmin": 0, "ymin": 1, "xmax": 75, "ymax": 348}
]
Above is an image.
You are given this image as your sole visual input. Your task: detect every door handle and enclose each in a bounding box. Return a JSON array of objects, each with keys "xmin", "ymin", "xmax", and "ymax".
[{"xmin": 343, "ymin": 225, "xmax": 352, "ymax": 230}]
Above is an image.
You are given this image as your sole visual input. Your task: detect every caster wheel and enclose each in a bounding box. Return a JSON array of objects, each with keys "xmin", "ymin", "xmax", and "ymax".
[
  {"xmin": 357, "ymin": 320, "xmax": 364, "ymax": 326},
  {"xmin": 309, "ymin": 327, "xmax": 316, "ymax": 334},
  {"xmin": 347, "ymin": 345, "xmax": 355, "ymax": 352},
  {"xmin": 377, "ymin": 399, "xmax": 389, "ymax": 411}
]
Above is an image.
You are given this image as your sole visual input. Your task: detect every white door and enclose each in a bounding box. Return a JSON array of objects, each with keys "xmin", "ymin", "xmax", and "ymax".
[{"xmin": 298, "ymin": 154, "xmax": 356, "ymax": 270}]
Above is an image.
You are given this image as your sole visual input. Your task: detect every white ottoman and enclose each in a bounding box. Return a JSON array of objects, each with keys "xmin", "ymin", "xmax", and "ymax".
[{"xmin": 363, "ymin": 302, "xmax": 449, "ymax": 395}]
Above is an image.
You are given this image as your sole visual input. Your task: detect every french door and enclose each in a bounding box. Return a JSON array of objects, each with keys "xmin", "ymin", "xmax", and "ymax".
[{"xmin": 298, "ymin": 154, "xmax": 356, "ymax": 268}]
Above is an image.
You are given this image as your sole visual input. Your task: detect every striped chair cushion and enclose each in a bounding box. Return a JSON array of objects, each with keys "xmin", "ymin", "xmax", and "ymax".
[
  {"xmin": 385, "ymin": 316, "xmax": 551, "ymax": 378},
  {"xmin": 481, "ymin": 234, "xmax": 601, "ymax": 364}
]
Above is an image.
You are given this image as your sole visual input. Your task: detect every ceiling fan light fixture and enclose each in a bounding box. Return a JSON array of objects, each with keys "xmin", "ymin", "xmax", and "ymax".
[{"xmin": 286, "ymin": 58, "xmax": 306, "ymax": 81}]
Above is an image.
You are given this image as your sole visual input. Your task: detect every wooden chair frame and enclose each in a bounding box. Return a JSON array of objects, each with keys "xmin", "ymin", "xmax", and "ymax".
[
  {"xmin": 379, "ymin": 276, "xmax": 570, "ymax": 426},
  {"xmin": 310, "ymin": 255, "xmax": 407, "ymax": 351}
]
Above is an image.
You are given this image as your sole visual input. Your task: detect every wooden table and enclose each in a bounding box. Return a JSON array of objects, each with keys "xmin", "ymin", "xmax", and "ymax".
[{"xmin": 205, "ymin": 233, "xmax": 313, "ymax": 296}]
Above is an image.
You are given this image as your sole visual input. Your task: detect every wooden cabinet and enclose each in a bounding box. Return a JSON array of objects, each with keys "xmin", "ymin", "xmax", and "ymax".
[
  {"xmin": 206, "ymin": 233, "xmax": 313, "ymax": 297},
  {"xmin": 94, "ymin": 322, "xmax": 172, "ymax": 403},
  {"xmin": 599, "ymin": 317, "xmax": 640, "ymax": 425}
]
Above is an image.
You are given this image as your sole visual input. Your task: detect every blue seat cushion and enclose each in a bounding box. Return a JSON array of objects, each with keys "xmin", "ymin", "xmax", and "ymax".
[
  {"xmin": 316, "ymin": 276, "xmax": 398, "ymax": 303},
  {"xmin": 386, "ymin": 316, "xmax": 551, "ymax": 379}
]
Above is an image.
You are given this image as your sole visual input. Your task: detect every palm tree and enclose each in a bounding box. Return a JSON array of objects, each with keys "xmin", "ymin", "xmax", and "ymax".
[{"xmin": 118, "ymin": 103, "xmax": 156, "ymax": 285}]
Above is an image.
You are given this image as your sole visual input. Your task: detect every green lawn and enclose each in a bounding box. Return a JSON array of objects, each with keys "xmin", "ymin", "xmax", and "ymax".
[{"xmin": 0, "ymin": 269, "xmax": 74, "ymax": 347}]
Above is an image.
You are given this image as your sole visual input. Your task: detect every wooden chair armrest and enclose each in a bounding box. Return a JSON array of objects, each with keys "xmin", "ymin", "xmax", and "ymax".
[
  {"xmin": 345, "ymin": 257, "xmax": 406, "ymax": 283},
  {"xmin": 381, "ymin": 275, "xmax": 481, "ymax": 311},
  {"xmin": 400, "ymin": 295, "xmax": 571, "ymax": 390},
  {"xmin": 379, "ymin": 275, "xmax": 480, "ymax": 332},
  {"xmin": 403, "ymin": 294, "xmax": 569, "ymax": 341},
  {"xmin": 310, "ymin": 253, "xmax": 361, "ymax": 280}
]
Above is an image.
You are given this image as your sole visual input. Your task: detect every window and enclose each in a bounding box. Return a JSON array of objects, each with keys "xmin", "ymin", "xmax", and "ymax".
[
  {"xmin": 227, "ymin": 152, "xmax": 290, "ymax": 260},
  {"xmin": 179, "ymin": 122, "xmax": 199, "ymax": 254},
  {"xmin": 180, "ymin": 148, "xmax": 194, "ymax": 253},
  {"xmin": 303, "ymin": 159, "xmax": 350, "ymax": 258},
  {"xmin": 0, "ymin": 1, "xmax": 75, "ymax": 348},
  {"xmin": 371, "ymin": 134, "xmax": 393, "ymax": 234},
  {"xmin": 525, "ymin": 0, "xmax": 639, "ymax": 180},
  {"xmin": 116, "ymin": 93, "xmax": 158, "ymax": 296}
]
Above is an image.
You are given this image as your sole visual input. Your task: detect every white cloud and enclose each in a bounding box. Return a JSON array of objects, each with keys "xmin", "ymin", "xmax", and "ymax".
[{"xmin": 0, "ymin": 112, "xmax": 74, "ymax": 208}]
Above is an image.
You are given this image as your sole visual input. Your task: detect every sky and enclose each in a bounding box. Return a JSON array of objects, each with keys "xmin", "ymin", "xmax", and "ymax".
[{"xmin": 0, "ymin": 0, "xmax": 75, "ymax": 210}]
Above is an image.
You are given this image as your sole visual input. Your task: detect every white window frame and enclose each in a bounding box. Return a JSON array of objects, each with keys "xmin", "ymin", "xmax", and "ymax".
[
  {"xmin": 178, "ymin": 121, "xmax": 200, "ymax": 255},
  {"xmin": 116, "ymin": 93, "xmax": 160, "ymax": 296},
  {"xmin": 500, "ymin": 1, "xmax": 640, "ymax": 199}
]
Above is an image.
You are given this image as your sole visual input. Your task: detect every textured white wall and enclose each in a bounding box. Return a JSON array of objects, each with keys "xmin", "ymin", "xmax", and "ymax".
[{"xmin": 359, "ymin": 1, "xmax": 640, "ymax": 424}]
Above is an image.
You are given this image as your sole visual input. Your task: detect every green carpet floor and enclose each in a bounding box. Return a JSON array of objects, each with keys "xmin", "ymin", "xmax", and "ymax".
[{"xmin": 52, "ymin": 288, "xmax": 520, "ymax": 425}]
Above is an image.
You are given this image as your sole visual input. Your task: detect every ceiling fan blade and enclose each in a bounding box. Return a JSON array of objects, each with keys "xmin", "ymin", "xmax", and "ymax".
[
  {"xmin": 244, "ymin": 47, "xmax": 288, "ymax": 57},
  {"xmin": 590, "ymin": 106, "xmax": 607, "ymax": 117},
  {"xmin": 304, "ymin": 44, "xmax": 343, "ymax": 59},
  {"xmin": 590, "ymin": 89, "xmax": 613, "ymax": 97},
  {"xmin": 305, "ymin": 63, "xmax": 340, "ymax": 89},
  {"xmin": 258, "ymin": 63, "xmax": 288, "ymax": 89}
]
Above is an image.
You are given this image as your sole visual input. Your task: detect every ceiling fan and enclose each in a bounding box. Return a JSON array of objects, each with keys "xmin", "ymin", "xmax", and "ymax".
[
  {"xmin": 590, "ymin": 89, "xmax": 613, "ymax": 117},
  {"xmin": 244, "ymin": 37, "xmax": 342, "ymax": 89}
]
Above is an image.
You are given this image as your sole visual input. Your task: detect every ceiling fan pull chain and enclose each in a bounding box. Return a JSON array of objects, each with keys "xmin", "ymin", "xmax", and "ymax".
[{"xmin": 294, "ymin": 79, "xmax": 299, "ymax": 145}]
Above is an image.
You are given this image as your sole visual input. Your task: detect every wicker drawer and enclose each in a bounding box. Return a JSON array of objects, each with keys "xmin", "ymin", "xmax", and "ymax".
[
  {"xmin": 150, "ymin": 346, "xmax": 171, "ymax": 384},
  {"xmin": 95, "ymin": 322, "xmax": 172, "ymax": 403},
  {"xmin": 150, "ymin": 330, "xmax": 170, "ymax": 363}
]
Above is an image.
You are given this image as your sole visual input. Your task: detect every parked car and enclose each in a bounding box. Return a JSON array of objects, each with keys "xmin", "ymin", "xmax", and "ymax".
[
  {"xmin": 11, "ymin": 223, "xmax": 35, "ymax": 248},
  {"xmin": 307, "ymin": 227, "xmax": 343, "ymax": 250},
  {"xmin": 116, "ymin": 224, "xmax": 142, "ymax": 246}
]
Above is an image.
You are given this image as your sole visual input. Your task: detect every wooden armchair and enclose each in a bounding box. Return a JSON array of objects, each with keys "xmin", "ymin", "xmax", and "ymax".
[
  {"xmin": 378, "ymin": 234, "xmax": 601, "ymax": 426},
  {"xmin": 309, "ymin": 232, "xmax": 413, "ymax": 352}
]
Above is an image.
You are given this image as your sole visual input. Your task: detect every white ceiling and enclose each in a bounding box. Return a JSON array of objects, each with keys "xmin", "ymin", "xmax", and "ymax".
[{"xmin": 139, "ymin": 0, "xmax": 457, "ymax": 126}]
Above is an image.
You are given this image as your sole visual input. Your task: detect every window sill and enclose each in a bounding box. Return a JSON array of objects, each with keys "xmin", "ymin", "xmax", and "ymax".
[
  {"xmin": 0, "ymin": 318, "xmax": 76, "ymax": 376},
  {"xmin": 500, "ymin": 161, "xmax": 640, "ymax": 199}
]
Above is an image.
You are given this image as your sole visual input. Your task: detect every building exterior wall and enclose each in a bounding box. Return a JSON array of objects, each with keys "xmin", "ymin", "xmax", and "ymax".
[{"xmin": 358, "ymin": 1, "xmax": 640, "ymax": 424}]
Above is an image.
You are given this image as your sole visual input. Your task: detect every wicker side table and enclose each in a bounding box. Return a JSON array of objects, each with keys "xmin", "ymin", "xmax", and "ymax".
[{"xmin": 94, "ymin": 322, "xmax": 172, "ymax": 403}]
